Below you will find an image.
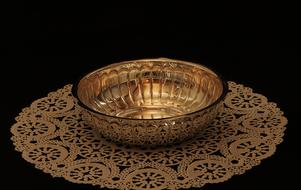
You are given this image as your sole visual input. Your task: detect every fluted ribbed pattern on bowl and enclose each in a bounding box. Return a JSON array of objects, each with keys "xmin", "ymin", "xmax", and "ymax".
[{"xmin": 77, "ymin": 60, "xmax": 223, "ymax": 119}]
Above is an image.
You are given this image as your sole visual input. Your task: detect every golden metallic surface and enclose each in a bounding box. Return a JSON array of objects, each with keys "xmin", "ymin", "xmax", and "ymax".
[{"xmin": 74, "ymin": 58, "xmax": 227, "ymax": 146}]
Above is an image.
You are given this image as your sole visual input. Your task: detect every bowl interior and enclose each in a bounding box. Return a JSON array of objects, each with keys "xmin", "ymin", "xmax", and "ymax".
[{"xmin": 76, "ymin": 59, "xmax": 224, "ymax": 119}]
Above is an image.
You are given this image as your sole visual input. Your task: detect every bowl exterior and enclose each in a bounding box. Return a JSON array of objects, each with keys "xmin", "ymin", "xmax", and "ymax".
[{"xmin": 81, "ymin": 101, "xmax": 223, "ymax": 146}]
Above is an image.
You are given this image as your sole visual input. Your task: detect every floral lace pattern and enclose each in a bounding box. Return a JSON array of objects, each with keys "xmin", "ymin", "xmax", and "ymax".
[{"xmin": 10, "ymin": 81, "xmax": 287, "ymax": 189}]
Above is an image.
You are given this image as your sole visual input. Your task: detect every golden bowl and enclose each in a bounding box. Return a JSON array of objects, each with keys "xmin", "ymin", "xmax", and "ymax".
[{"xmin": 73, "ymin": 58, "xmax": 227, "ymax": 146}]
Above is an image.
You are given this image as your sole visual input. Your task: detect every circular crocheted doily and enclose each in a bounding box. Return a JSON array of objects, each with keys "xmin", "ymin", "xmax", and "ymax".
[{"xmin": 10, "ymin": 81, "xmax": 287, "ymax": 190}]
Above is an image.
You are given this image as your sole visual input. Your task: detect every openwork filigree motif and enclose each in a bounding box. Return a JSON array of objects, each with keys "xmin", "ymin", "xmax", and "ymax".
[{"xmin": 11, "ymin": 81, "xmax": 287, "ymax": 189}]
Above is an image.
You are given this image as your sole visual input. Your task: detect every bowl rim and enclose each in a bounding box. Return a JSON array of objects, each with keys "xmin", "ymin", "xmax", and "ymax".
[{"xmin": 72, "ymin": 58, "xmax": 228, "ymax": 121}]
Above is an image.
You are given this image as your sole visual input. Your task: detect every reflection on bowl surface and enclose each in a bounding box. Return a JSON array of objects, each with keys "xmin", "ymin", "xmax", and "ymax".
[
  {"xmin": 77, "ymin": 59, "xmax": 223, "ymax": 119},
  {"xmin": 74, "ymin": 58, "xmax": 227, "ymax": 146}
]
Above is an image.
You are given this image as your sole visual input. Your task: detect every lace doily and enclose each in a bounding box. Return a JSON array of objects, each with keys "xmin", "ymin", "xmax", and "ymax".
[{"xmin": 10, "ymin": 81, "xmax": 287, "ymax": 189}]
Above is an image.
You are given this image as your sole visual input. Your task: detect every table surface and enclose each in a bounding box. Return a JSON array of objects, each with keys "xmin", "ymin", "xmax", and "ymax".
[{"xmin": 2, "ymin": 4, "xmax": 300, "ymax": 189}]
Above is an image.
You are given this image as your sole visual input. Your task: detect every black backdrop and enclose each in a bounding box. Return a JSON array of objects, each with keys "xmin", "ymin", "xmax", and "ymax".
[{"xmin": 2, "ymin": 3, "xmax": 300, "ymax": 190}]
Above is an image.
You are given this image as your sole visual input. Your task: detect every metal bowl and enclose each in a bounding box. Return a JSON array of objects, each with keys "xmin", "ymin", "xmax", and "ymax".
[{"xmin": 73, "ymin": 58, "xmax": 227, "ymax": 146}]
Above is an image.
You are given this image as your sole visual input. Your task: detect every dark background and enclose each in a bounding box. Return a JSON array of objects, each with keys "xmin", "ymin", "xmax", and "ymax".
[{"xmin": 2, "ymin": 2, "xmax": 300, "ymax": 189}]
